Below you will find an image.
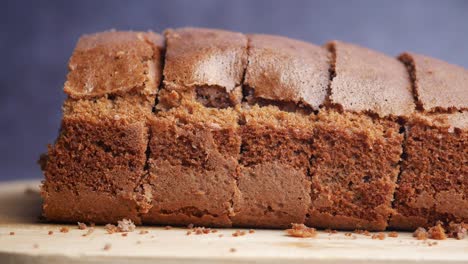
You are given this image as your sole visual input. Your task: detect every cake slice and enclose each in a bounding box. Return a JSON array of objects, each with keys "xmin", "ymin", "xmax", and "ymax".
[
  {"xmin": 142, "ymin": 28, "xmax": 247, "ymax": 227},
  {"xmin": 391, "ymin": 52, "xmax": 468, "ymax": 230},
  {"xmin": 40, "ymin": 31, "xmax": 164, "ymax": 224},
  {"xmin": 231, "ymin": 34, "xmax": 329, "ymax": 228},
  {"xmin": 306, "ymin": 41, "xmax": 414, "ymax": 231}
]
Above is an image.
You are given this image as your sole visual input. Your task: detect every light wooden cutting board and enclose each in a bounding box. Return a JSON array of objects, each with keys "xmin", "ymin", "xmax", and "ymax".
[{"xmin": 0, "ymin": 180, "xmax": 467, "ymax": 264}]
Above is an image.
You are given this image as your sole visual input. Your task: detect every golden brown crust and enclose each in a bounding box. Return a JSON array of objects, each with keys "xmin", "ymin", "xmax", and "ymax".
[
  {"xmin": 64, "ymin": 31, "xmax": 164, "ymax": 99},
  {"xmin": 399, "ymin": 52, "xmax": 468, "ymax": 112},
  {"xmin": 163, "ymin": 27, "xmax": 247, "ymax": 94},
  {"xmin": 244, "ymin": 34, "xmax": 329, "ymax": 110},
  {"xmin": 328, "ymin": 41, "xmax": 415, "ymax": 117}
]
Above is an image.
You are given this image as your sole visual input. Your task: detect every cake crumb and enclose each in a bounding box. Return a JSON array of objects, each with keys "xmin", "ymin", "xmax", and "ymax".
[
  {"xmin": 447, "ymin": 222, "xmax": 467, "ymax": 240},
  {"xmin": 186, "ymin": 230, "xmax": 192, "ymax": 235},
  {"xmin": 218, "ymin": 234, "xmax": 224, "ymax": 238},
  {"xmin": 9, "ymin": 232, "xmax": 15, "ymax": 236},
  {"xmin": 136, "ymin": 240, "xmax": 142, "ymax": 244},
  {"xmin": 165, "ymin": 226, "xmax": 172, "ymax": 230},
  {"xmin": 388, "ymin": 231, "xmax": 399, "ymax": 238},
  {"xmin": 117, "ymin": 219, "xmax": 136, "ymax": 232},
  {"xmin": 77, "ymin": 222, "xmax": 87, "ymax": 230},
  {"xmin": 230, "ymin": 248, "xmax": 237, "ymax": 253},
  {"xmin": 48, "ymin": 231, "xmax": 54, "ymax": 235},
  {"xmin": 325, "ymin": 229, "xmax": 338, "ymax": 235},
  {"xmin": 232, "ymin": 230, "xmax": 247, "ymax": 237},
  {"xmin": 33, "ymin": 244, "xmax": 39, "ymax": 249},
  {"xmin": 286, "ymin": 224, "xmax": 317, "ymax": 238},
  {"xmin": 59, "ymin": 227, "xmax": 69, "ymax": 233},
  {"xmin": 413, "ymin": 227, "xmax": 428, "ymax": 240},
  {"xmin": 354, "ymin": 229, "xmax": 370, "ymax": 236},
  {"xmin": 371, "ymin": 232, "xmax": 386, "ymax": 240},
  {"xmin": 139, "ymin": 230, "xmax": 149, "ymax": 235},
  {"xmin": 103, "ymin": 243, "xmax": 112, "ymax": 251},
  {"xmin": 249, "ymin": 229, "xmax": 255, "ymax": 234},
  {"xmin": 187, "ymin": 223, "xmax": 194, "ymax": 229},
  {"xmin": 344, "ymin": 232, "xmax": 352, "ymax": 237},
  {"xmin": 121, "ymin": 233, "xmax": 128, "ymax": 237},
  {"xmin": 211, "ymin": 229, "xmax": 218, "ymax": 233},
  {"xmin": 82, "ymin": 228, "xmax": 94, "ymax": 237},
  {"xmin": 105, "ymin": 224, "xmax": 118, "ymax": 234},
  {"xmin": 428, "ymin": 223, "xmax": 447, "ymax": 240}
]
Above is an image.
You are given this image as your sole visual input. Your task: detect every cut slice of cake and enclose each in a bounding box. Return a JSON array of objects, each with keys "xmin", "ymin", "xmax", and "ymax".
[
  {"xmin": 142, "ymin": 28, "xmax": 248, "ymax": 227},
  {"xmin": 40, "ymin": 31, "xmax": 164, "ymax": 224},
  {"xmin": 231, "ymin": 34, "xmax": 329, "ymax": 228},
  {"xmin": 391, "ymin": 52, "xmax": 468, "ymax": 230},
  {"xmin": 306, "ymin": 41, "xmax": 414, "ymax": 231}
]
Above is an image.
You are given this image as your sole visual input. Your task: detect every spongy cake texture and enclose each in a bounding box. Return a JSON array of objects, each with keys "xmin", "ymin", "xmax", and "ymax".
[{"xmin": 41, "ymin": 28, "xmax": 467, "ymax": 231}]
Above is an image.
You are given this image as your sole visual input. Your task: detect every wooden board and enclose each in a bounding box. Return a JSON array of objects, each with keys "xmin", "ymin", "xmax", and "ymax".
[{"xmin": 0, "ymin": 180, "xmax": 467, "ymax": 264}]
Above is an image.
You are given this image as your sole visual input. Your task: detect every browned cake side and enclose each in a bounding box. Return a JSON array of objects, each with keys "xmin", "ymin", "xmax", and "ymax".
[
  {"xmin": 308, "ymin": 111, "xmax": 402, "ymax": 230},
  {"xmin": 391, "ymin": 52, "xmax": 468, "ymax": 229},
  {"xmin": 142, "ymin": 28, "xmax": 248, "ymax": 227},
  {"xmin": 231, "ymin": 34, "xmax": 329, "ymax": 228},
  {"xmin": 390, "ymin": 113, "xmax": 468, "ymax": 230},
  {"xmin": 41, "ymin": 31, "xmax": 164, "ymax": 224},
  {"xmin": 305, "ymin": 41, "xmax": 414, "ymax": 231}
]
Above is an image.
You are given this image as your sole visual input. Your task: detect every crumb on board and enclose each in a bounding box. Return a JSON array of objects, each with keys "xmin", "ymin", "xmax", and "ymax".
[
  {"xmin": 165, "ymin": 226, "xmax": 172, "ymax": 230},
  {"xmin": 230, "ymin": 248, "xmax": 237, "ymax": 253},
  {"xmin": 9, "ymin": 232, "xmax": 15, "ymax": 236},
  {"xmin": 218, "ymin": 234, "xmax": 224, "ymax": 238},
  {"xmin": 48, "ymin": 231, "xmax": 54, "ymax": 235},
  {"xmin": 422, "ymin": 240, "xmax": 439, "ymax": 247},
  {"xmin": 77, "ymin": 222, "xmax": 87, "ymax": 230},
  {"xmin": 344, "ymin": 232, "xmax": 352, "ymax": 237},
  {"xmin": 105, "ymin": 224, "xmax": 118, "ymax": 234},
  {"xmin": 413, "ymin": 227, "xmax": 428, "ymax": 240},
  {"xmin": 33, "ymin": 244, "xmax": 39, "ymax": 249},
  {"xmin": 121, "ymin": 233, "xmax": 128, "ymax": 237},
  {"xmin": 59, "ymin": 227, "xmax": 70, "ymax": 233},
  {"xmin": 388, "ymin": 231, "xmax": 399, "ymax": 238},
  {"xmin": 139, "ymin": 230, "xmax": 149, "ymax": 235},
  {"xmin": 194, "ymin": 227, "xmax": 211, "ymax": 235},
  {"xmin": 325, "ymin": 229, "xmax": 338, "ymax": 235},
  {"xmin": 354, "ymin": 229, "xmax": 370, "ymax": 236},
  {"xmin": 249, "ymin": 229, "xmax": 255, "ymax": 234},
  {"xmin": 286, "ymin": 223, "xmax": 317, "ymax": 238},
  {"xmin": 136, "ymin": 240, "xmax": 142, "ymax": 244},
  {"xmin": 103, "ymin": 243, "xmax": 112, "ymax": 251},
  {"xmin": 117, "ymin": 219, "xmax": 136, "ymax": 232},
  {"xmin": 82, "ymin": 228, "xmax": 95, "ymax": 237},
  {"xmin": 371, "ymin": 232, "xmax": 386, "ymax": 240},
  {"xmin": 428, "ymin": 223, "xmax": 447, "ymax": 240},
  {"xmin": 232, "ymin": 230, "xmax": 247, "ymax": 237},
  {"xmin": 447, "ymin": 222, "xmax": 467, "ymax": 240}
]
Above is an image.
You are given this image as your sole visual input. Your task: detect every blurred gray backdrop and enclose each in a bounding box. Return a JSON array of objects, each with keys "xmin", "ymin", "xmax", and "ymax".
[{"xmin": 1, "ymin": 0, "xmax": 467, "ymax": 181}]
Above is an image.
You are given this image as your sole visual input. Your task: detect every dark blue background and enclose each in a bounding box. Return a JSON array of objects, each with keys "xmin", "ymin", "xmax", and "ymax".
[{"xmin": 1, "ymin": 0, "xmax": 467, "ymax": 181}]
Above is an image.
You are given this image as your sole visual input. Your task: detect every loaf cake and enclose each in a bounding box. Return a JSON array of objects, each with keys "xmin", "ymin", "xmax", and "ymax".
[{"xmin": 40, "ymin": 27, "xmax": 467, "ymax": 231}]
